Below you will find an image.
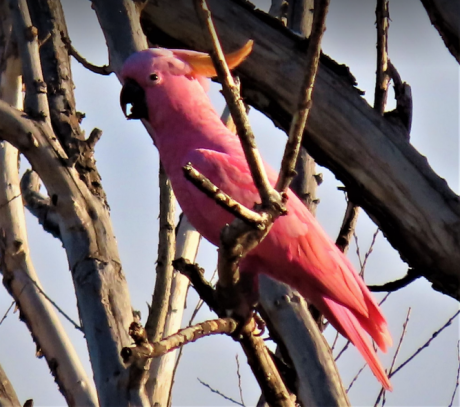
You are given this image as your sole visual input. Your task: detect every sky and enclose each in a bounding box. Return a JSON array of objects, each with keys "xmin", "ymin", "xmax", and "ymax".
[{"xmin": 0, "ymin": 0, "xmax": 458, "ymax": 406}]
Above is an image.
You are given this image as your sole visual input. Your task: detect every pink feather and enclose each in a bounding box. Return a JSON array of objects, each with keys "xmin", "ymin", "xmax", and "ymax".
[{"xmin": 121, "ymin": 48, "xmax": 393, "ymax": 391}]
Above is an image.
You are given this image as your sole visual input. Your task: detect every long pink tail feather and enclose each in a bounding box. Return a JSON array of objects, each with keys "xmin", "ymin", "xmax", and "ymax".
[{"xmin": 319, "ymin": 296, "xmax": 393, "ymax": 391}]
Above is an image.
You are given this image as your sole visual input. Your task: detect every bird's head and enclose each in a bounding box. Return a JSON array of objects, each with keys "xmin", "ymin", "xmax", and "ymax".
[{"xmin": 119, "ymin": 40, "xmax": 253, "ymax": 122}]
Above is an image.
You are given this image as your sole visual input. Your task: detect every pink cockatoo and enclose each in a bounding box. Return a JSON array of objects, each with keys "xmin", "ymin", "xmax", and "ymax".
[{"xmin": 120, "ymin": 41, "xmax": 392, "ymax": 390}]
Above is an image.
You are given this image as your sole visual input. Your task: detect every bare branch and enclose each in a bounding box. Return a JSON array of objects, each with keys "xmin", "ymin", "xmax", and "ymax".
[
  {"xmin": 62, "ymin": 35, "xmax": 113, "ymax": 75},
  {"xmin": 368, "ymin": 269, "xmax": 421, "ymax": 292},
  {"xmin": 198, "ymin": 377, "xmax": 245, "ymax": 407},
  {"xmin": 20, "ymin": 170, "xmax": 60, "ymax": 239},
  {"xmin": 419, "ymin": 0, "xmax": 460, "ymax": 63},
  {"xmin": 0, "ymin": 300, "xmax": 14, "ymax": 326},
  {"xmin": 193, "ymin": 0, "xmax": 280, "ymax": 209},
  {"xmin": 0, "ymin": 363, "xmax": 21, "ymax": 407},
  {"xmin": 235, "ymin": 354, "xmax": 245, "ymax": 406},
  {"xmin": 386, "ymin": 60, "xmax": 412, "ymax": 133},
  {"xmin": 335, "ymin": 199, "xmax": 359, "ymax": 254},
  {"xmin": 0, "ymin": 28, "xmax": 98, "ymax": 404},
  {"xmin": 374, "ymin": 0, "xmax": 390, "ymax": 115},
  {"xmin": 145, "ymin": 163, "xmax": 175, "ymax": 342},
  {"xmin": 448, "ymin": 341, "xmax": 460, "ymax": 407},
  {"xmin": 391, "ymin": 309, "xmax": 460, "ymax": 378},
  {"xmin": 346, "ymin": 363, "xmax": 366, "ymax": 393},
  {"xmin": 10, "ymin": 0, "xmax": 50, "ymax": 123},
  {"xmin": 122, "ymin": 318, "xmax": 238, "ymax": 362},
  {"xmin": 275, "ymin": 0, "xmax": 329, "ymax": 193},
  {"xmin": 23, "ymin": 274, "xmax": 82, "ymax": 332},
  {"xmin": 173, "ymin": 258, "xmax": 217, "ymax": 311},
  {"xmin": 375, "ymin": 308, "xmax": 412, "ymax": 406},
  {"xmin": 148, "ymin": 216, "xmax": 201, "ymax": 406},
  {"xmin": 183, "ymin": 163, "xmax": 265, "ymax": 227}
]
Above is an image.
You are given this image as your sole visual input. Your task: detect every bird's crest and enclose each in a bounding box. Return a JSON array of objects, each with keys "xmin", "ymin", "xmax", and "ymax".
[{"xmin": 173, "ymin": 40, "xmax": 253, "ymax": 78}]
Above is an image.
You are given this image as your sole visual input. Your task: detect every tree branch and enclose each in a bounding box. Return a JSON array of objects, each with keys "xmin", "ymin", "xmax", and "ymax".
[
  {"xmin": 62, "ymin": 35, "xmax": 113, "ymax": 75},
  {"xmin": 141, "ymin": 0, "xmax": 460, "ymax": 300},
  {"xmin": 368, "ymin": 269, "xmax": 421, "ymax": 292},
  {"xmin": 0, "ymin": 19, "xmax": 98, "ymax": 403},
  {"xmin": 122, "ymin": 318, "xmax": 239, "ymax": 363},
  {"xmin": 419, "ymin": 0, "xmax": 460, "ymax": 63},
  {"xmin": 146, "ymin": 216, "xmax": 201, "ymax": 406},
  {"xmin": 183, "ymin": 163, "xmax": 265, "ymax": 227},
  {"xmin": 145, "ymin": 162, "xmax": 175, "ymax": 342},
  {"xmin": 10, "ymin": 0, "xmax": 50, "ymax": 123},
  {"xmin": 275, "ymin": 0, "xmax": 329, "ymax": 193},
  {"xmin": 20, "ymin": 170, "xmax": 60, "ymax": 239},
  {"xmin": 0, "ymin": 363, "xmax": 20, "ymax": 407}
]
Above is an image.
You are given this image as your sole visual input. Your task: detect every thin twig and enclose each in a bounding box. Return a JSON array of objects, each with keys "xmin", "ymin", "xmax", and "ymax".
[
  {"xmin": 335, "ymin": 199, "xmax": 359, "ymax": 254},
  {"xmin": 346, "ymin": 363, "xmax": 367, "ymax": 393},
  {"xmin": 275, "ymin": 0, "xmax": 329, "ymax": 193},
  {"xmin": 183, "ymin": 163, "xmax": 265, "ymax": 228},
  {"xmin": 360, "ymin": 228, "xmax": 379, "ymax": 278},
  {"xmin": 448, "ymin": 341, "xmax": 460, "ymax": 407},
  {"xmin": 194, "ymin": 0, "xmax": 278, "ymax": 208},
  {"xmin": 331, "ymin": 331, "xmax": 340, "ymax": 352},
  {"xmin": 368, "ymin": 269, "xmax": 421, "ymax": 292},
  {"xmin": 25, "ymin": 275, "xmax": 83, "ymax": 332},
  {"xmin": 236, "ymin": 354, "xmax": 246, "ymax": 406},
  {"xmin": 0, "ymin": 301, "xmax": 15, "ymax": 325},
  {"xmin": 374, "ymin": 0, "xmax": 390, "ymax": 114},
  {"xmin": 378, "ymin": 292, "xmax": 391, "ymax": 306},
  {"xmin": 334, "ymin": 340, "xmax": 351, "ymax": 362},
  {"xmin": 198, "ymin": 378, "xmax": 244, "ymax": 406},
  {"xmin": 390, "ymin": 309, "xmax": 460, "ymax": 378},
  {"xmin": 62, "ymin": 36, "xmax": 112, "ymax": 76},
  {"xmin": 375, "ymin": 307, "xmax": 412, "ymax": 406},
  {"xmin": 386, "ymin": 60, "xmax": 412, "ymax": 133}
]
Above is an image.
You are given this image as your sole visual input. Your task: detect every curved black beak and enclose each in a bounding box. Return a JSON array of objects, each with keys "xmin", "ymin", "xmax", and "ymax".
[{"xmin": 120, "ymin": 79, "xmax": 148, "ymax": 120}]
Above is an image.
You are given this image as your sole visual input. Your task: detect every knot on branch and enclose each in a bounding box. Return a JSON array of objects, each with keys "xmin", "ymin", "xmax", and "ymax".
[{"xmin": 25, "ymin": 25, "xmax": 38, "ymax": 41}]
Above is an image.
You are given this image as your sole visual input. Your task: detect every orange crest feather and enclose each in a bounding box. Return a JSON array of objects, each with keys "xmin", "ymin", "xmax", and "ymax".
[{"xmin": 180, "ymin": 40, "xmax": 253, "ymax": 78}]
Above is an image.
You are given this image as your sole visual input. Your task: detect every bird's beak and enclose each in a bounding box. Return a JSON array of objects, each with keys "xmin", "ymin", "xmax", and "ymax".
[{"xmin": 120, "ymin": 79, "xmax": 148, "ymax": 120}]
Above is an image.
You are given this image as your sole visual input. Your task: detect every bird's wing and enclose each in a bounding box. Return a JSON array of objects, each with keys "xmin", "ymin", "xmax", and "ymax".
[{"xmin": 182, "ymin": 148, "xmax": 374, "ymax": 319}]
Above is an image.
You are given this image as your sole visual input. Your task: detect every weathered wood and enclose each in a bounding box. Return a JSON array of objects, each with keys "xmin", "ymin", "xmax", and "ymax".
[
  {"xmin": 420, "ymin": 0, "xmax": 460, "ymax": 63},
  {"xmin": 141, "ymin": 0, "xmax": 460, "ymax": 300},
  {"xmin": 259, "ymin": 276, "xmax": 350, "ymax": 407},
  {"xmin": 0, "ymin": 363, "xmax": 20, "ymax": 407}
]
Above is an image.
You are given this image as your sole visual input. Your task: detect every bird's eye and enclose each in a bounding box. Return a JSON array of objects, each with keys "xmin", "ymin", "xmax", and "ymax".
[{"xmin": 149, "ymin": 73, "xmax": 159, "ymax": 82}]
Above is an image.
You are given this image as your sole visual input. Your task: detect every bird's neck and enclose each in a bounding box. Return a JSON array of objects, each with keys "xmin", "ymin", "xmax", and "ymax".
[{"xmin": 147, "ymin": 76, "xmax": 242, "ymax": 169}]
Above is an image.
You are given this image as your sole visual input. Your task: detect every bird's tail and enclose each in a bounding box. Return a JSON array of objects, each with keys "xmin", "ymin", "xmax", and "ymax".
[{"xmin": 318, "ymin": 296, "xmax": 393, "ymax": 391}]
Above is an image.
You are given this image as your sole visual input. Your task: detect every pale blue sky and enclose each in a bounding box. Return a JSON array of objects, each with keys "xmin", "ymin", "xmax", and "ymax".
[{"xmin": 0, "ymin": 1, "xmax": 458, "ymax": 406}]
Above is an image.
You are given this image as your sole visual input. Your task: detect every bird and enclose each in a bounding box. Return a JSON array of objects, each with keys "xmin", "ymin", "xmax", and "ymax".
[{"xmin": 120, "ymin": 41, "xmax": 393, "ymax": 391}]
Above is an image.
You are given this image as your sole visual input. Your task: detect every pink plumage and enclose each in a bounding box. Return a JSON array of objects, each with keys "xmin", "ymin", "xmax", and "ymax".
[{"xmin": 120, "ymin": 45, "xmax": 392, "ymax": 391}]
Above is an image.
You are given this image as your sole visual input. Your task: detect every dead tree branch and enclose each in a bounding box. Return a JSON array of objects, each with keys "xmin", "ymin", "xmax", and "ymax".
[
  {"xmin": 20, "ymin": 170, "xmax": 60, "ymax": 238},
  {"xmin": 275, "ymin": 0, "xmax": 329, "ymax": 193},
  {"xmin": 368, "ymin": 269, "xmax": 421, "ymax": 292},
  {"xmin": 419, "ymin": 0, "xmax": 460, "ymax": 63},
  {"xmin": 62, "ymin": 35, "xmax": 113, "ymax": 75},
  {"xmin": 183, "ymin": 163, "xmax": 265, "ymax": 227},
  {"xmin": 145, "ymin": 162, "xmax": 176, "ymax": 342},
  {"xmin": 122, "ymin": 318, "xmax": 239, "ymax": 363},
  {"xmin": 147, "ymin": 216, "xmax": 201, "ymax": 406},
  {"xmin": 0, "ymin": 363, "xmax": 20, "ymax": 407}
]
